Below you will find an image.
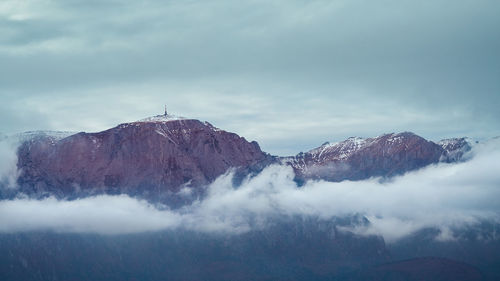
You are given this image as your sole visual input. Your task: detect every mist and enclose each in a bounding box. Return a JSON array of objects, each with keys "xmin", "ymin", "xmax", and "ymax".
[
  {"xmin": 0, "ymin": 136, "xmax": 19, "ymax": 189},
  {"xmin": 0, "ymin": 139, "xmax": 499, "ymax": 242}
]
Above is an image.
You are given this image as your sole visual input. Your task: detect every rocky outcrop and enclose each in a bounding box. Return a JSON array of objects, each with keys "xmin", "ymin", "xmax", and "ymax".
[
  {"xmin": 283, "ymin": 132, "xmax": 447, "ymax": 183},
  {"xmin": 13, "ymin": 115, "xmax": 474, "ymax": 202},
  {"xmin": 438, "ymin": 137, "xmax": 473, "ymax": 162},
  {"xmin": 16, "ymin": 115, "xmax": 270, "ymax": 201}
]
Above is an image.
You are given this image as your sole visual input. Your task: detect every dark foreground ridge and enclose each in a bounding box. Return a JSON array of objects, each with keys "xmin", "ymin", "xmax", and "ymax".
[
  {"xmin": 8, "ymin": 115, "xmax": 472, "ymax": 203},
  {"xmin": 2, "ymin": 221, "xmax": 495, "ymax": 281}
]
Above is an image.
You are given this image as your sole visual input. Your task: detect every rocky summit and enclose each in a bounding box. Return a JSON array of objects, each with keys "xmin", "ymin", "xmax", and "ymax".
[
  {"xmin": 15, "ymin": 114, "xmax": 270, "ymax": 202},
  {"xmin": 283, "ymin": 132, "xmax": 472, "ymax": 183}
]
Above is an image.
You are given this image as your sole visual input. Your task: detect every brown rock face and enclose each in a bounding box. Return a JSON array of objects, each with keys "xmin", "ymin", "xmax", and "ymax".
[
  {"xmin": 284, "ymin": 132, "xmax": 446, "ymax": 182},
  {"xmin": 14, "ymin": 117, "xmax": 471, "ymax": 203},
  {"xmin": 16, "ymin": 118, "xmax": 269, "ymax": 200}
]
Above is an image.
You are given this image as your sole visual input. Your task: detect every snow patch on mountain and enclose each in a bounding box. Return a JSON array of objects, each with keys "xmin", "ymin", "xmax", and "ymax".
[
  {"xmin": 307, "ymin": 136, "xmax": 375, "ymax": 162},
  {"xmin": 15, "ymin": 131, "xmax": 76, "ymax": 142},
  {"xmin": 438, "ymin": 137, "xmax": 475, "ymax": 162},
  {"xmin": 137, "ymin": 114, "xmax": 188, "ymax": 123}
]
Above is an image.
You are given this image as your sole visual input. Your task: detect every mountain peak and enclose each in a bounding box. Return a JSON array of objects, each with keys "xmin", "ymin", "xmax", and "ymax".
[
  {"xmin": 135, "ymin": 113, "xmax": 189, "ymax": 123},
  {"xmin": 438, "ymin": 137, "xmax": 473, "ymax": 162},
  {"xmin": 286, "ymin": 131, "xmax": 445, "ymax": 182},
  {"xmin": 15, "ymin": 115, "xmax": 270, "ymax": 204}
]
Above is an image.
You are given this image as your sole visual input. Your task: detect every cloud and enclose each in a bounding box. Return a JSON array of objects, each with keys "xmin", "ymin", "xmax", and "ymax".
[
  {"xmin": 1, "ymin": 138, "xmax": 499, "ymax": 242},
  {"xmin": 1, "ymin": 0, "xmax": 499, "ymax": 155},
  {"xmin": 0, "ymin": 136, "xmax": 19, "ymax": 188},
  {"xmin": 0, "ymin": 195, "xmax": 181, "ymax": 234}
]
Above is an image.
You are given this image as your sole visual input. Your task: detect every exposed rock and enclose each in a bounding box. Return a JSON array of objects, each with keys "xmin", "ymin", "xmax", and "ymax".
[
  {"xmin": 438, "ymin": 137, "xmax": 474, "ymax": 162},
  {"xmin": 12, "ymin": 115, "xmax": 474, "ymax": 203},
  {"xmin": 283, "ymin": 132, "xmax": 445, "ymax": 183},
  {"xmin": 16, "ymin": 115, "xmax": 270, "ymax": 202}
]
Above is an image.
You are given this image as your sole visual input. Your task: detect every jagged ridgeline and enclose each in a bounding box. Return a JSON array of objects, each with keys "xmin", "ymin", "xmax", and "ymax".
[{"xmin": 4, "ymin": 114, "xmax": 472, "ymax": 204}]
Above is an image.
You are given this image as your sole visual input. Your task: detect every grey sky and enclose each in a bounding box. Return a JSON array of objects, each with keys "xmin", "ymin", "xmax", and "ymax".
[{"xmin": 1, "ymin": 0, "xmax": 499, "ymax": 155}]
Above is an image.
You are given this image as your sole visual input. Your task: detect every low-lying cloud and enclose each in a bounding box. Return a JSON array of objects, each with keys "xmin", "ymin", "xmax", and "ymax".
[
  {"xmin": 0, "ymin": 195, "xmax": 181, "ymax": 234},
  {"xmin": 0, "ymin": 139, "xmax": 499, "ymax": 242}
]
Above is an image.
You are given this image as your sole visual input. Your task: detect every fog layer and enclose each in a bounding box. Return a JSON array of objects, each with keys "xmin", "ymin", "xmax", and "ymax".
[{"xmin": 1, "ymin": 140, "xmax": 499, "ymax": 242}]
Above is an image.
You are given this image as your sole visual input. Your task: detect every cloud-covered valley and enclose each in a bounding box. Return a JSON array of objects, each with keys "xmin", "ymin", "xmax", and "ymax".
[{"xmin": 0, "ymin": 139, "xmax": 499, "ymax": 242}]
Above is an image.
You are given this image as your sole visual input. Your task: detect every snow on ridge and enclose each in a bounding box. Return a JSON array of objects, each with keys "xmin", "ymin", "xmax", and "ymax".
[
  {"xmin": 113, "ymin": 115, "xmax": 222, "ymax": 135},
  {"xmin": 437, "ymin": 137, "xmax": 476, "ymax": 153},
  {"xmin": 306, "ymin": 136, "xmax": 371, "ymax": 161},
  {"xmin": 306, "ymin": 133, "xmax": 418, "ymax": 161},
  {"xmin": 438, "ymin": 137, "xmax": 474, "ymax": 147},
  {"xmin": 387, "ymin": 135, "xmax": 403, "ymax": 144},
  {"xmin": 308, "ymin": 141, "xmax": 339, "ymax": 157},
  {"xmin": 437, "ymin": 137, "xmax": 476, "ymax": 162},
  {"xmin": 346, "ymin": 136, "xmax": 366, "ymax": 147},
  {"xmin": 15, "ymin": 131, "xmax": 76, "ymax": 141},
  {"xmin": 136, "ymin": 114, "xmax": 188, "ymax": 123},
  {"xmin": 334, "ymin": 137, "xmax": 369, "ymax": 159},
  {"xmin": 134, "ymin": 115, "xmax": 221, "ymax": 130},
  {"xmin": 203, "ymin": 121, "xmax": 222, "ymax": 132}
]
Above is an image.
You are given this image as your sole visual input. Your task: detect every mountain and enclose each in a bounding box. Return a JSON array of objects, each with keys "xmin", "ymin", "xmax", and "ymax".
[
  {"xmin": 2, "ymin": 116, "xmax": 496, "ymax": 281},
  {"xmin": 10, "ymin": 116, "xmax": 472, "ymax": 203},
  {"xmin": 15, "ymin": 114, "xmax": 271, "ymax": 203},
  {"xmin": 438, "ymin": 137, "xmax": 474, "ymax": 162},
  {"xmin": 283, "ymin": 132, "xmax": 471, "ymax": 183}
]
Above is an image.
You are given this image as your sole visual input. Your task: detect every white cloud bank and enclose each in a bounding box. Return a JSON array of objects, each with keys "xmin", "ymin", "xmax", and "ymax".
[{"xmin": 0, "ymin": 139, "xmax": 499, "ymax": 242}]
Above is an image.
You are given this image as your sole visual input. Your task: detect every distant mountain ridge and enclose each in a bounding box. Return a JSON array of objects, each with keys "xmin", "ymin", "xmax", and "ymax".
[
  {"xmin": 283, "ymin": 132, "xmax": 472, "ymax": 183},
  {"xmin": 3, "ymin": 115, "xmax": 472, "ymax": 203}
]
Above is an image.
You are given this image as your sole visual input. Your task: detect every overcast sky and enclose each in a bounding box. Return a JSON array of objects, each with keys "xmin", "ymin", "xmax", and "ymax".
[{"xmin": 1, "ymin": 0, "xmax": 499, "ymax": 155}]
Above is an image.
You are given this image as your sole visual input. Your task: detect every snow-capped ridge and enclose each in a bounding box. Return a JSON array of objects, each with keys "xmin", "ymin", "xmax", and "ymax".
[
  {"xmin": 136, "ymin": 114, "xmax": 189, "ymax": 123},
  {"xmin": 15, "ymin": 131, "xmax": 76, "ymax": 142},
  {"xmin": 438, "ymin": 137, "xmax": 474, "ymax": 162},
  {"xmin": 438, "ymin": 137, "xmax": 475, "ymax": 148},
  {"xmin": 119, "ymin": 115, "xmax": 222, "ymax": 133},
  {"xmin": 284, "ymin": 131, "xmax": 447, "ymax": 182}
]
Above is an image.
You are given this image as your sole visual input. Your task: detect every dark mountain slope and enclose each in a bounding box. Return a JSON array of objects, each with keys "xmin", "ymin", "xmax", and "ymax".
[{"xmin": 15, "ymin": 115, "xmax": 270, "ymax": 201}]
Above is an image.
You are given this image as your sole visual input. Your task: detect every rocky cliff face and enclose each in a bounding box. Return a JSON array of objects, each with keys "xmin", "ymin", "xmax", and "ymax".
[
  {"xmin": 438, "ymin": 137, "xmax": 473, "ymax": 162},
  {"xmin": 16, "ymin": 115, "xmax": 270, "ymax": 201},
  {"xmin": 283, "ymin": 132, "xmax": 464, "ymax": 183},
  {"xmin": 13, "ymin": 116, "xmax": 473, "ymax": 202}
]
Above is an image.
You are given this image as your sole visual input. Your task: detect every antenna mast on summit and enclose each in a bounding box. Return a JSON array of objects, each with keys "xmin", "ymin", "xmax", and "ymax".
[{"xmin": 164, "ymin": 105, "xmax": 168, "ymax": 116}]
